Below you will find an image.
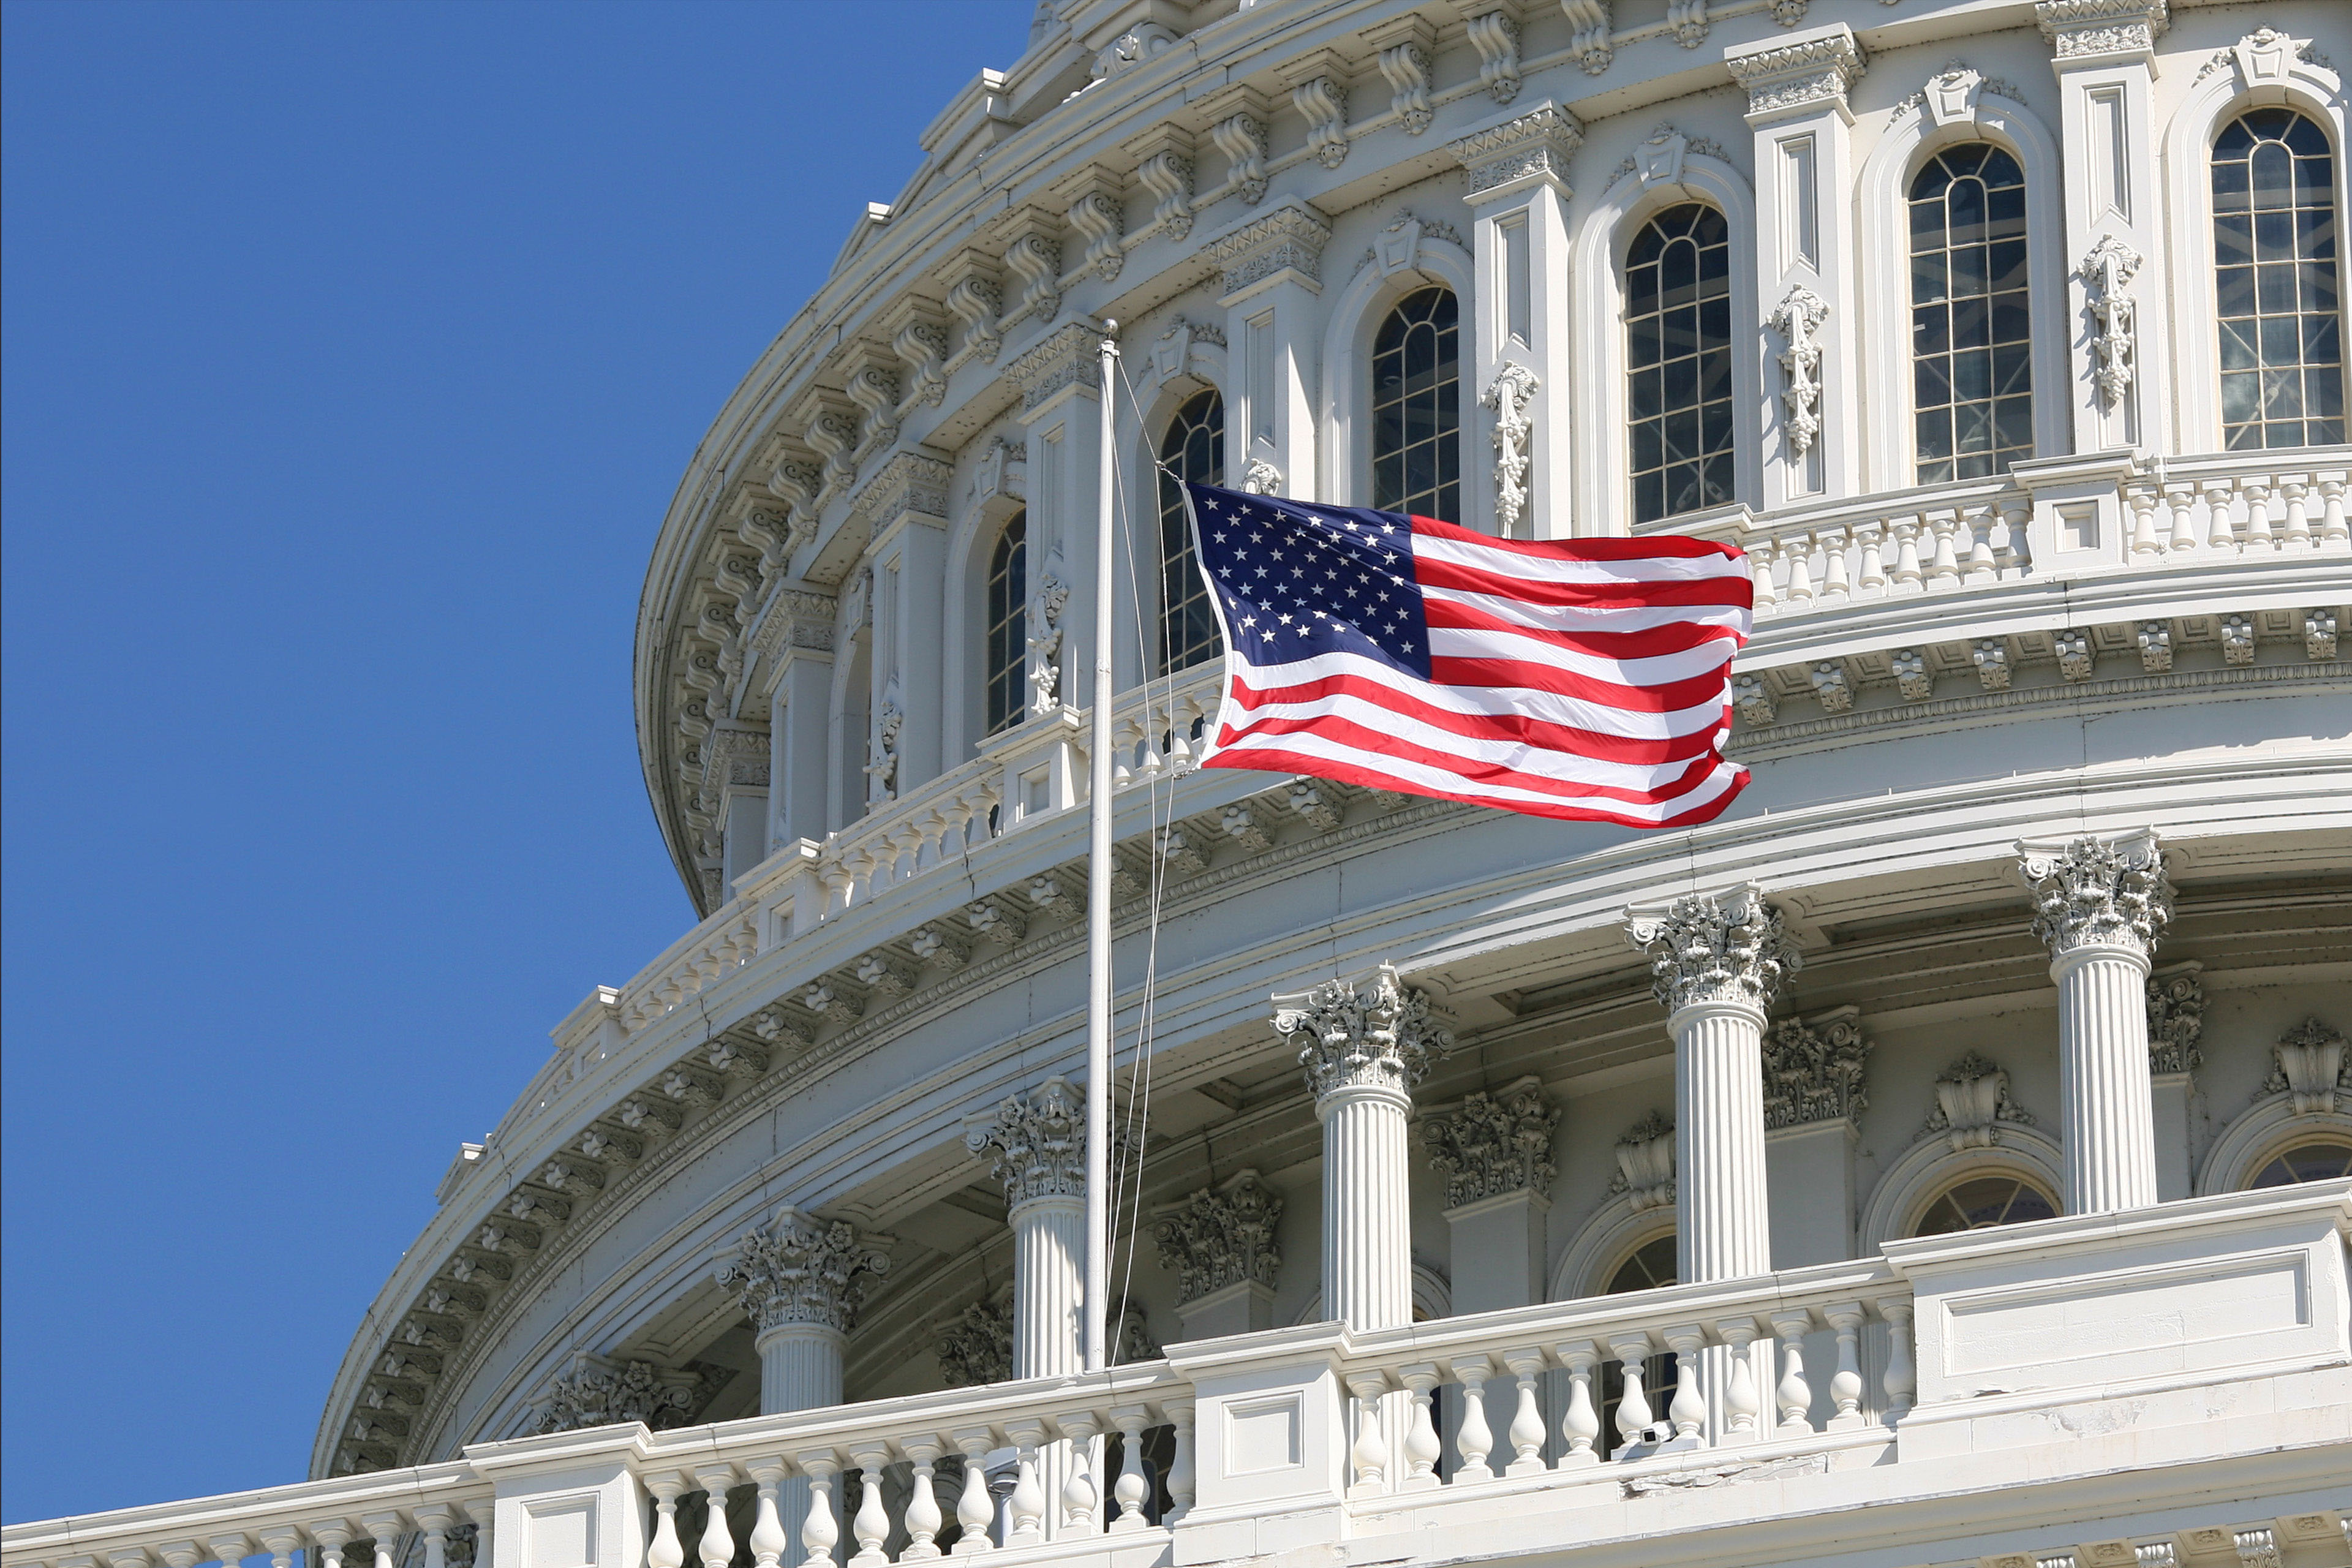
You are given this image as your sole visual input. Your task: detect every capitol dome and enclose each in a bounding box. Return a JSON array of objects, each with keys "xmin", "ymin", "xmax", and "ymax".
[{"xmin": 10, "ymin": 2, "xmax": 2352, "ymax": 1567}]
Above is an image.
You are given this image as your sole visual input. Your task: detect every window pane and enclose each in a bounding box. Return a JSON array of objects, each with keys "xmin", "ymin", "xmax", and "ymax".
[
  {"xmin": 1371, "ymin": 287, "xmax": 1460, "ymax": 522},
  {"xmin": 1154, "ymin": 392, "xmax": 1224, "ymax": 676},
  {"xmin": 1909, "ymin": 145, "xmax": 2035, "ymax": 480},
  {"xmin": 1627, "ymin": 204, "xmax": 1735, "ymax": 522},
  {"xmin": 984, "ymin": 513, "xmax": 1028, "ymax": 735},
  {"xmin": 2215, "ymin": 110, "xmax": 2348, "ymax": 450}
]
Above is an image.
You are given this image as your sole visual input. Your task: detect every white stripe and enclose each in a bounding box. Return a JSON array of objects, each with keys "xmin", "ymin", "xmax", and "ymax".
[
  {"xmin": 1411, "ymin": 530, "xmax": 1749, "ymax": 587},
  {"xmin": 1210, "ymin": 729, "xmax": 1746, "ymax": 823},
  {"xmin": 1419, "ymin": 580, "xmax": 1750, "ymax": 639},
  {"xmin": 1229, "ymin": 648, "xmax": 1730, "ymax": 739},
  {"xmin": 1424, "ymin": 619, "xmax": 1741, "ymax": 687},
  {"xmin": 1223, "ymin": 688, "xmax": 1712, "ymax": 790}
]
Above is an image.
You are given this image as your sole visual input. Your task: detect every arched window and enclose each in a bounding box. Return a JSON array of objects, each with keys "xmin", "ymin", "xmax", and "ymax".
[
  {"xmin": 1156, "ymin": 390, "xmax": 1224, "ymax": 676},
  {"xmin": 1596, "ymin": 1233, "xmax": 1679, "ymax": 1457},
  {"xmin": 1910, "ymin": 144, "xmax": 2033, "ymax": 481},
  {"xmin": 984, "ymin": 511, "xmax": 1027, "ymax": 737},
  {"xmin": 2214, "ymin": 108, "xmax": 2346, "ymax": 449},
  {"xmin": 1909, "ymin": 1173, "xmax": 2058, "ymax": 1237},
  {"xmin": 2249, "ymin": 1137, "xmax": 2352, "ymax": 1187},
  {"xmin": 1371, "ymin": 286, "xmax": 1461, "ymax": 522},
  {"xmin": 1626, "ymin": 205, "xmax": 1734, "ymax": 522}
]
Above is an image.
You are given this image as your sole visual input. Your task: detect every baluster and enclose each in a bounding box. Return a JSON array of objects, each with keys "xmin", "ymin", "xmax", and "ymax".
[
  {"xmin": 1164, "ymin": 698, "xmax": 1197, "ymax": 768},
  {"xmin": 360, "ymin": 1517, "xmax": 402, "ymax": 1568},
  {"xmin": 1448, "ymin": 1355, "xmax": 1496, "ymax": 1481},
  {"xmin": 208, "ymin": 1532, "xmax": 253, "ymax": 1568},
  {"xmin": 1825, "ymin": 1303, "xmax": 1867, "ymax": 1430},
  {"xmin": 1855, "ymin": 521, "xmax": 1889, "ymax": 593},
  {"xmin": 1926, "ymin": 512, "xmax": 1962, "ymax": 582},
  {"xmin": 1963, "ymin": 507, "xmax": 1999, "ymax": 578},
  {"xmin": 2244, "ymin": 481, "xmax": 2277, "ymax": 549},
  {"xmin": 2203, "ymin": 482, "xmax": 2239, "ymax": 552},
  {"xmin": 2128, "ymin": 486, "xmax": 2163, "ymax": 556},
  {"xmin": 161, "ymin": 1540, "xmax": 210, "ymax": 1568},
  {"xmin": 1110, "ymin": 716, "xmax": 1144, "ymax": 785},
  {"xmin": 1662, "ymin": 1326, "xmax": 1708, "ymax": 1444},
  {"xmin": 465, "ymin": 1497, "xmax": 495, "ymax": 1568},
  {"xmin": 1001, "ymin": 1422, "xmax": 1047, "ymax": 1547},
  {"xmin": 1819, "ymin": 526, "xmax": 1852, "ymax": 597},
  {"xmin": 1054, "ymin": 1412, "xmax": 1101, "ymax": 1536},
  {"xmin": 1344, "ymin": 1372, "xmax": 1392, "ymax": 1497},
  {"xmin": 797, "ymin": 1452, "xmax": 843, "ymax": 1568},
  {"xmin": 1716, "ymin": 1317, "xmax": 1763, "ymax": 1441},
  {"xmin": 1891, "ymin": 519, "xmax": 1925, "ymax": 588},
  {"xmin": 847, "ymin": 1446, "xmax": 902, "ymax": 1562},
  {"xmin": 894, "ymin": 1439, "xmax": 944, "ymax": 1559},
  {"xmin": 1107, "ymin": 1408, "xmax": 1151, "ymax": 1532},
  {"xmin": 1994, "ymin": 497, "xmax": 2030, "ymax": 574},
  {"xmin": 1782, "ymin": 535, "xmax": 1816, "ymax": 603},
  {"xmin": 2165, "ymin": 487, "xmax": 2199, "ymax": 552},
  {"xmin": 1608, "ymin": 1332, "xmax": 1654, "ymax": 1450},
  {"xmin": 1397, "ymin": 1364, "xmax": 1442, "ymax": 1490},
  {"xmin": 1163, "ymin": 1400, "xmax": 1197, "ymax": 1525},
  {"xmin": 2280, "ymin": 477, "xmax": 2313, "ymax": 545},
  {"xmin": 415, "ymin": 1510, "xmax": 456, "ymax": 1568},
  {"xmin": 948, "ymin": 1430, "xmax": 995, "ymax": 1555},
  {"xmin": 108, "ymin": 1545, "xmax": 158, "ymax": 1568},
  {"xmin": 1747, "ymin": 537, "xmax": 1779, "ymax": 611},
  {"xmin": 306, "ymin": 1523, "xmax": 355, "ymax": 1568},
  {"xmin": 258, "ymin": 1528, "xmax": 301, "ymax": 1568},
  {"xmin": 1770, "ymin": 1311, "xmax": 1815, "ymax": 1434},
  {"xmin": 1501, "ymin": 1349, "xmax": 1548, "ymax": 1475},
  {"xmin": 748, "ymin": 1460, "xmax": 790, "ymax": 1568},
  {"xmin": 2321, "ymin": 477, "xmax": 2350, "ymax": 546},
  {"xmin": 1877, "ymin": 1296, "xmax": 1918, "ymax": 1422},
  {"xmin": 696, "ymin": 1465, "xmax": 740, "ymax": 1568},
  {"xmin": 1555, "ymin": 1339, "xmax": 1602, "ymax": 1466}
]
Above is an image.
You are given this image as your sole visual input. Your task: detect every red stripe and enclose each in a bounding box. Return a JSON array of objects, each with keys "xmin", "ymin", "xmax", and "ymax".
[
  {"xmin": 1414, "ymin": 550, "xmax": 1757, "ymax": 612},
  {"xmin": 1421, "ymin": 596, "xmax": 1747, "ymax": 659},
  {"xmin": 1225, "ymin": 671, "xmax": 1727, "ymax": 762},
  {"xmin": 1217, "ymin": 710, "xmax": 1724, "ymax": 804},
  {"xmin": 1204, "ymin": 745, "xmax": 1750, "ymax": 829},
  {"xmin": 1408, "ymin": 515, "xmax": 1747, "ymax": 565},
  {"xmin": 1426, "ymin": 654, "xmax": 1733, "ymax": 712}
]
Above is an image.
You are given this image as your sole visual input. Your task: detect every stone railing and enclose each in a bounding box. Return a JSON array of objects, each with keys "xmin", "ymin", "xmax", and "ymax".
[{"xmin": 15, "ymin": 1183, "xmax": 2346, "ymax": 1568}]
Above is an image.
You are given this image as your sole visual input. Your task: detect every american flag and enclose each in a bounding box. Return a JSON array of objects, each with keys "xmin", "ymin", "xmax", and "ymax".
[{"xmin": 1181, "ymin": 482, "xmax": 1752, "ymax": 829}]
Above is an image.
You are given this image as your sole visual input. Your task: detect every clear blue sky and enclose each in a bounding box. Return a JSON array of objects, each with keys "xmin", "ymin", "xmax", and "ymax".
[{"xmin": 2, "ymin": 0, "xmax": 1028, "ymax": 1523}]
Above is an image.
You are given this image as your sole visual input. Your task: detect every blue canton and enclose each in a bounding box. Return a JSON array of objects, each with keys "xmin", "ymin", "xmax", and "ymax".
[{"xmin": 1184, "ymin": 483, "xmax": 1433, "ymax": 680}]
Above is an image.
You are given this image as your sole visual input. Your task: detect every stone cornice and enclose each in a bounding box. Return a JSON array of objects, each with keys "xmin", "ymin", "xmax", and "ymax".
[
  {"xmin": 2035, "ymin": 0, "xmax": 2168, "ymax": 59},
  {"xmin": 847, "ymin": 449, "xmax": 952, "ymax": 523},
  {"xmin": 1724, "ymin": 23, "xmax": 1867, "ymax": 119},
  {"xmin": 1202, "ymin": 201, "xmax": 1333, "ymax": 299},
  {"xmin": 1449, "ymin": 103, "xmax": 1583, "ymax": 198},
  {"xmin": 1002, "ymin": 322, "xmax": 1101, "ymax": 410}
]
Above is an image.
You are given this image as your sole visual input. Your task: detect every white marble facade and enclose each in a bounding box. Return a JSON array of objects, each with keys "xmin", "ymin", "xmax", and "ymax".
[{"xmin": 9, "ymin": 2, "xmax": 2352, "ymax": 1568}]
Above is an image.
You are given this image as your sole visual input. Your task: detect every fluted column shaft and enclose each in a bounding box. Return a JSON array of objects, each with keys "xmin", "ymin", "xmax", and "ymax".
[
  {"xmin": 756, "ymin": 1324, "xmax": 843, "ymax": 1555},
  {"xmin": 1319, "ymin": 1083, "xmax": 1415, "ymax": 1331},
  {"xmin": 1011, "ymin": 1194, "xmax": 1085, "ymax": 1378},
  {"xmin": 1672, "ymin": 1000, "xmax": 1774, "ymax": 1283},
  {"xmin": 2052, "ymin": 944, "xmax": 2159, "ymax": 1212}
]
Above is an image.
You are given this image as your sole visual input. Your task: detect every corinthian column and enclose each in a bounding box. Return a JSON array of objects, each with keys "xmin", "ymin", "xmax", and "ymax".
[
  {"xmin": 715, "ymin": 1206, "xmax": 891, "ymax": 1551},
  {"xmin": 2020, "ymin": 831, "xmax": 2173, "ymax": 1213},
  {"xmin": 967, "ymin": 1076, "xmax": 1094, "ymax": 1378},
  {"xmin": 1627, "ymin": 886, "xmax": 1800, "ymax": 1283},
  {"xmin": 1273, "ymin": 964, "xmax": 1452, "ymax": 1331}
]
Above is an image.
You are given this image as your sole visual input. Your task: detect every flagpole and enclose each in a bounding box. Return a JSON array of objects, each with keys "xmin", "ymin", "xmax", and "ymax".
[{"xmin": 1084, "ymin": 319, "xmax": 1118, "ymax": 1375}]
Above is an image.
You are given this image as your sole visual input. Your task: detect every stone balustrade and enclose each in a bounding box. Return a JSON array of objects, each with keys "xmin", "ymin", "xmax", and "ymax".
[{"xmin": 13, "ymin": 1182, "xmax": 2345, "ymax": 1568}]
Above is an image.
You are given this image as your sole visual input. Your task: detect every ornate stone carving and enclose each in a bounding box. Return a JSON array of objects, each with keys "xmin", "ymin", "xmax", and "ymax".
[
  {"xmin": 1208, "ymin": 110, "xmax": 1268, "ymax": 206},
  {"xmin": 2220, "ymin": 612, "xmax": 2256, "ymax": 666},
  {"xmin": 1763, "ymin": 1009, "xmax": 1871, "ymax": 1128},
  {"xmin": 1725, "ymin": 28, "xmax": 1868, "ymax": 118},
  {"xmin": 2263, "ymin": 1018, "xmax": 2349, "ymax": 1115},
  {"xmin": 1892, "ymin": 647, "xmax": 1932, "ymax": 700},
  {"xmin": 1287, "ymin": 72, "xmax": 1350, "ymax": 169},
  {"xmin": 532, "ymin": 1356, "xmax": 704, "ymax": 1434},
  {"xmin": 2055, "ymin": 628, "xmax": 2093, "ymax": 680},
  {"xmin": 1609, "ymin": 1110, "xmax": 1676, "ymax": 1210},
  {"xmin": 2308, "ymin": 608, "xmax": 2340, "ymax": 661},
  {"xmin": 1004, "ymin": 322, "xmax": 1098, "ymax": 409},
  {"xmin": 943, "ymin": 260, "xmax": 1004, "ymax": 364},
  {"xmin": 1450, "ymin": 104, "xmax": 1583, "ymax": 195},
  {"xmin": 1481, "ymin": 362, "xmax": 1540, "ymax": 533},
  {"xmin": 1808, "ymin": 661, "xmax": 1852, "ymax": 714},
  {"xmin": 1770, "ymin": 288, "xmax": 1831, "ymax": 461},
  {"xmin": 889, "ymin": 310, "xmax": 949, "ymax": 410},
  {"xmin": 1374, "ymin": 35, "xmax": 1434, "ymax": 134},
  {"xmin": 1668, "ymin": 0, "xmax": 1709, "ymax": 49},
  {"xmin": 2144, "ymin": 963, "xmax": 2204, "ymax": 1074},
  {"xmin": 1560, "ymin": 0, "xmax": 1613, "ymax": 74},
  {"xmin": 1923, "ymin": 1052, "xmax": 2034, "ymax": 1151},
  {"xmin": 1273, "ymin": 962, "xmax": 1453, "ymax": 1099},
  {"xmin": 1002, "ymin": 223, "xmax": 1063, "ymax": 326},
  {"xmin": 967, "ymin": 1075, "xmax": 1123, "ymax": 1207},
  {"xmin": 1423, "ymin": 1076, "xmax": 1559, "ymax": 1208},
  {"xmin": 1151, "ymin": 1170, "xmax": 1284, "ymax": 1302},
  {"xmin": 2019, "ymin": 831, "xmax": 2173, "ymax": 958},
  {"xmin": 1733, "ymin": 673, "xmax": 1777, "ymax": 725},
  {"xmin": 1205, "ymin": 203, "xmax": 1332, "ymax": 297},
  {"xmin": 1134, "ymin": 138, "xmax": 1196, "ymax": 242},
  {"xmin": 1464, "ymin": 11, "xmax": 1521, "ymax": 103},
  {"xmin": 1089, "ymin": 21, "xmax": 1175, "ymax": 81},
  {"xmin": 2035, "ymin": 0, "xmax": 2168, "ymax": 61},
  {"xmin": 1241, "ymin": 456, "xmax": 1284, "ymax": 496},
  {"xmin": 1613, "ymin": 124, "xmax": 1733, "ymax": 190},
  {"xmin": 715, "ymin": 1206, "xmax": 892, "ymax": 1334},
  {"xmin": 1626, "ymin": 884, "xmax": 1801, "ymax": 1016},
  {"xmin": 936, "ymin": 1298, "xmax": 1014, "ymax": 1387},
  {"xmin": 1972, "ymin": 638, "xmax": 2012, "ymax": 690},
  {"xmin": 865, "ymin": 689, "xmax": 902, "ymax": 803},
  {"xmin": 848, "ymin": 451, "xmax": 952, "ymax": 524},
  {"xmin": 1064, "ymin": 176, "xmax": 1126, "ymax": 284},
  {"xmin": 845, "ymin": 363, "xmax": 902, "ymax": 456},
  {"xmin": 2076, "ymin": 237, "xmax": 2142, "ymax": 408},
  {"xmin": 1028, "ymin": 564, "xmax": 1069, "ymax": 714}
]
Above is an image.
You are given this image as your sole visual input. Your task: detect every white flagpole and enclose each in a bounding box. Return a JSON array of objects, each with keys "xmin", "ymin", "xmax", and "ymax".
[{"xmin": 1084, "ymin": 320, "xmax": 1119, "ymax": 1374}]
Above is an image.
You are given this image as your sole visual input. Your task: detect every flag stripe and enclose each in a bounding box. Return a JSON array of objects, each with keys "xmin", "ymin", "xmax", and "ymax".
[
  {"xmin": 1226, "ymin": 655, "xmax": 1732, "ymax": 747},
  {"xmin": 1214, "ymin": 699, "xmax": 1724, "ymax": 798}
]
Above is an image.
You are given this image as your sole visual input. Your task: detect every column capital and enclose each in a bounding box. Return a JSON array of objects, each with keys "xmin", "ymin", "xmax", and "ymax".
[
  {"xmin": 1448, "ymin": 102, "xmax": 1583, "ymax": 202},
  {"xmin": 1274, "ymin": 962, "xmax": 1453, "ymax": 1101},
  {"xmin": 1626, "ymin": 884, "xmax": 1801, "ymax": 1018},
  {"xmin": 967, "ymin": 1074, "xmax": 1127, "ymax": 1210},
  {"xmin": 715, "ymin": 1204, "xmax": 892, "ymax": 1335},
  {"xmin": 1003, "ymin": 323, "xmax": 1101, "ymax": 413},
  {"xmin": 1422, "ymin": 1076, "xmax": 1558, "ymax": 1208},
  {"xmin": 937, "ymin": 1297, "xmax": 1016, "ymax": 1387},
  {"xmin": 1151, "ymin": 1169, "xmax": 1284, "ymax": 1304},
  {"xmin": 1763, "ymin": 1007, "xmax": 1872, "ymax": 1129},
  {"xmin": 2034, "ymin": 0, "xmax": 2167, "ymax": 64},
  {"xmin": 1724, "ymin": 23, "xmax": 1866, "ymax": 123},
  {"xmin": 530, "ymin": 1354, "xmax": 706, "ymax": 1434},
  {"xmin": 1202, "ymin": 200, "xmax": 1333, "ymax": 302},
  {"xmin": 2019, "ymin": 831, "xmax": 2173, "ymax": 960}
]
